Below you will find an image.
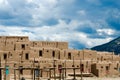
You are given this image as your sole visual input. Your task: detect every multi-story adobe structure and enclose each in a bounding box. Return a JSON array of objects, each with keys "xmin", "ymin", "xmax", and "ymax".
[{"xmin": 0, "ymin": 36, "xmax": 120, "ymax": 80}]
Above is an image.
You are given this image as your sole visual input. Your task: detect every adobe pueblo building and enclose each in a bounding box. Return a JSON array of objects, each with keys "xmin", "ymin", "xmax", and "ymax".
[{"xmin": 0, "ymin": 36, "xmax": 120, "ymax": 80}]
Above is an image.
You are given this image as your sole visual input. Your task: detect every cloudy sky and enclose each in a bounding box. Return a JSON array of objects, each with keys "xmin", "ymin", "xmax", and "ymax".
[{"xmin": 0, "ymin": 0, "xmax": 120, "ymax": 49}]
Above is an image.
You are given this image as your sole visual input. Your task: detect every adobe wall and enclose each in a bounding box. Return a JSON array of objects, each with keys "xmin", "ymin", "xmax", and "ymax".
[
  {"xmin": 0, "ymin": 36, "xmax": 120, "ymax": 79},
  {"xmin": 30, "ymin": 41, "xmax": 68, "ymax": 49}
]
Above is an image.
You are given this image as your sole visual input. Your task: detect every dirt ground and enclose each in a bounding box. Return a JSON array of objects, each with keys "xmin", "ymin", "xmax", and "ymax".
[{"xmin": 41, "ymin": 77, "xmax": 120, "ymax": 80}]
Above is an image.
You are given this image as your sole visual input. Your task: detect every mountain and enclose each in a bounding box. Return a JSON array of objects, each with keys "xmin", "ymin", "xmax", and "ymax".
[{"xmin": 91, "ymin": 37, "xmax": 120, "ymax": 55}]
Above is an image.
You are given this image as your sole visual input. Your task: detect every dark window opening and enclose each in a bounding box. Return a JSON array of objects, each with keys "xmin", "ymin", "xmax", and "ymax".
[
  {"xmin": 3, "ymin": 54, "xmax": 7, "ymax": 60},
  {"xmin": 39, "ymin": 50, "xmax": 42, "ymax": 57},
  {"xmin": 72, "ymin": 65, "xmax": 74, "ymax": 67},
  {"xmin": 53, "ymin": 65, "xmax": 56, "ymax": 67},
  {"xmin": 14, "ymin": 44, "xmax": 16, "ymax": 50},
  {"xmin": 114, "ymin": 67, "xmax": 117, "ymax": 70},
  {"xmin": 21, "ymin": 38, "xmax": 23, "ymax": 40},
  {"xmin": 97, "ymin": 58, "xmax": 99, "ymax": 60},
  {"xmin": 21, "ymin": 44, "xmax": 25, "ymax": 50},
  {"xmin": 68, "ymin": 53, "xmax": 71, "ymax": 59},
  {"xmin": 106, "ymin": 66, "xmax": 109, "ymax": 71},
  {"xmin": 25, "ymin": 53, "xmax": 29, "ymax": 60},
  {"xmin": 35, "ymin": 43, "xmax": 37, "ymax": 45},
  {"xmin": 58, "ymin": 52, "xmax": 60, "ymax": 59},
  {"xmin": 19, "ymin": 66, "xmax": 23, "ymax": 75},
  {"xmin": 35, "ymin": 69, "xmax": 40, "ymax": 77},
  {"xmin": 20, "ymin": 69, "xmax": 23, "ymax": 75},
  {"xmin": 104, "ymin": 59, "xmax": 106, "ymax": 60},
  {"xmin": 80, "ymin": 64, "xmax": 84, "ymax": 72},
  {"xmin": 52, "ymin": 51, "xmax": 55, "ymax": 57},
  {"xmin": 101, "ymin": 66, "xmax": 103, "ymax": 68}
]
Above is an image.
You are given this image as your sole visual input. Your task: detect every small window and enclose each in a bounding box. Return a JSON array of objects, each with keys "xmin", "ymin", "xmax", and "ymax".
[
  {"xmin": 97, "ymin": 58, "xmax": 99, "ymax": 60},
  {"xmin": 46, "ymin": 50, "xmax": 49, "ymax": 52},
  {"xmin": 39, "ymin": 50, "xmax": 42, "ymax": 57},
  {"xmin": 72, "ymin": 65, "xmax": 74, "ymax": 67},
  {"xmin": 80, "ymin": 64, "xmax": 84, "ymax": 72},
  {"xmin": 101, "ymin": 66, "xmax": 103, "ymax": 68},
  {"xmin": 52, "ymin": 51, "xmax": 55, "ymax": 57},
  {"xmin": 68, "ymin": 53, "xmax": 71, "ymax": 59},
  {"xmin": 35, "ymin": 69, "xmax": 40, "ymax": 77},
  {"xmin": 25, "ymin": 53, "xmax": 29, "ymax": 60},
  {"xmin": 21, "ymin": 44, "xmax": 25, "ymax": 49},
  {"xmin": 21, "ymin": 38, "xmax": 23, "ymax": 40},
  {"xmin": 106, "ymin": 66, "xmax": 109, "ymax": 70},
  {"xmin": 3, "ymin": 54, "xmax": 7, "ymax": 60},
  {"xmin": 114, "ymin": 67, "xmax": 117, "ymax": 70}
]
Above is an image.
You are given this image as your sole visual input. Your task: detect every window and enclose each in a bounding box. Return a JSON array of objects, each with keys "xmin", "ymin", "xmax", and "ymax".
[
  {"xmin": 72, "ymin": 65, "xmax": 74, "ymax": 67},
  {"xmin": 68, "ymin": 53, "xmax": 71, "ymax": 59},
  {"xmin": 25, "ymin": 53, "xmax": 29, "ymax": 60},
  {"xmin": 21, "ymin": 44, "xmax": 25, "ymax": 49},
  {"xmin": 3, "ymin": 54, "xmax": 7, "ymax": 60},
  {"xmin": 35, "ymin": 69, "xmax": 40, "ymax": 77},
  {"xmin": 80, "ymin": 64, "xmax": 84, "ymax": 72},
  {"xmin": 46, "ymin": 50, "xmax": 49, "ymax": 52},
  {"xmin": 106, "ymin": 66, "xmax": 109, "ymax": 71},
  {"xmin": 52, "ymin": 51, "xmax": 55, "ymax": 57},
  {"xmin": 21, "ymin": 38, "xmax": 23, "ymax": 40},
  {"xmin": 58, "ymin": 51, "xmax": 60, "ymax": 59},
  {"xmin": 39, "ymin": 50, "xmax": 42, "ymax": 57},
  {"xmin": 19, "ymin": 66, "xmax": 23, "ymax": 74},
  {"xmin": 101, "ymin": 66, "xmax": 103, "ymax": 68},
  {"xmin": 35, "ymin": 43, "xmax": 37, "ymax": 45}
]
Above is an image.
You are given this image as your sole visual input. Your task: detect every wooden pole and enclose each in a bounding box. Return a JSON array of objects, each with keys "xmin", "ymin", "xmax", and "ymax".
[
  {"xmin": 80, "ymin": 59, "xmax": 83, "ymax": 80},
  {"xmin": 48, "ymin": 68, "xmax": 51, "ymax": 80},
  {"xmin": 33, "ymin": 58, "xmax": 35, "ymax": 80},
  {"xmin": 0, "ymin": 57, "xmax": 2, "ymax": 80},
  {"xmin": 4, "ymin": 58, "xmax": 7, "ymax": 80},
  {"xmin": 62, "ymin": 63, "xmax": 64, "ymax": 80},
  {"xmin": 14, "ymin": 63, "xmax": 16, "ymax": 80},
  {"xmin": 73, "ymin": 56, "xmax": 76, "ymax": 80},
  {"xmin": 38, "ymin": 62, "xmax": 40, "ymax": 80},
  {"xmin": 64, "ymin": 60, "xmax": 66, "ymax": 79},
  {"xmin": 53, "ymin": 59, "xmax": 56, "ymax": 80}
]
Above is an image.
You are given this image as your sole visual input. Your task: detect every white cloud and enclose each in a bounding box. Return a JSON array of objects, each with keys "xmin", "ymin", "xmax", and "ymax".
[
  {"xmin": 0, "ymin": 0, "xmax": 8, "ymax": 6},
  {"xmin": 97, "ymin": 28, "xmax": 115, "ymax": 36},
  {"xmin": 0, "ymin": 0, "xmax": 119, "ymax": 50}
]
